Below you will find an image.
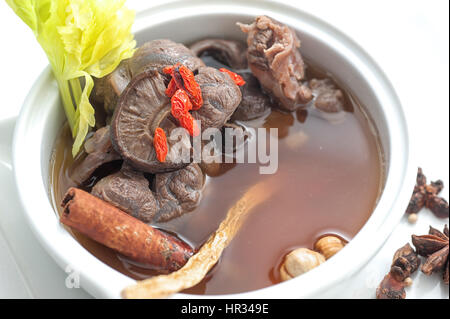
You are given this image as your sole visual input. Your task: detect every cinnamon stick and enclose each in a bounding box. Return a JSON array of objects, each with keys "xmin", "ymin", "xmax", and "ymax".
[{"xmin": 60, "ymin": 188, "xmax": 193, "ymax": 272}]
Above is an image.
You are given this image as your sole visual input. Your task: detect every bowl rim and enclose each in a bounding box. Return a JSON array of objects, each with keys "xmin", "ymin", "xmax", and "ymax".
[{"xmin": 12, "ymin": 0, "xmax": 416, "ymax": 298}]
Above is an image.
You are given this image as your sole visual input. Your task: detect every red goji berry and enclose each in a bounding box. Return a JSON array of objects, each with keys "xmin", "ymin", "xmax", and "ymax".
[
  {"xmin": 179, "ymin": 112, "xmax": 200, "ymax": 137},
  {"xmin": 164, "ymin": 63, "xmax": 203, "ymax": 110},
  {"xmin": 165, "ymin": 78, "xmax": 178, "ymax": 97},
  {"xmin": 177, "ymin": 65, "xmax": 203, "ymax": 110},
  {"xmin": 171, "ymin": 89, "xmax": 193, "ymax": 119},
  {"xmin": 154, "ymin": 127, "xmax": 168, "ymax": 163},
  {"xmin": 219, "ymin": 68, "xmax": 246, "ymax": 86},
  {"xmin": 163, "ymin": 63, "xmax": 179, "ymax": 75}
]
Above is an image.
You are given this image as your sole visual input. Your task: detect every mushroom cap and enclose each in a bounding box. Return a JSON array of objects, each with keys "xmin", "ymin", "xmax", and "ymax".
[
  {"xmin": 111, "ymin": 69, "xmax": 190, "ymax": 174},
  {"xmin": 193, "ymin": 66, "xmax": 242, "ymax": 130},
  {"xmin": 190, "ymin": 38, "xmax": 248, "ymax": 70}
]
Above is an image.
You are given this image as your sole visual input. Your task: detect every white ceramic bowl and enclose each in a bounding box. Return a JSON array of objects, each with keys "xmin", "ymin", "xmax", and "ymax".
[{"xmin": 12, "ymin": 0, "xmax": 415, "ymax": 298}]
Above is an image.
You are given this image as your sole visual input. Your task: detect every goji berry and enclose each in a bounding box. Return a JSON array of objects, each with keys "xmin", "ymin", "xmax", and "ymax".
[
  {"xmin": 219, "ymin": 68, "xmax": 246, "ymax": 86},
  {"xmin": 177, "ymin": 65, "xmax": 203, "ymax": 110},
  {"xmin": 154, "ymin": 127, "xmax": 168, "ymax": 163},
  {"xmin": 164, "ymin": 63, "xmax": 203, "ymax": 110},
  {"xmin": 179, "ymin": 112, "xmax": 200, "ymax": 137},
  {"xmin": 165, "ymin": 78, "xmax": 177, "ymax": 97},
  {"xmin": 171, "ymin": 89, "xmax": 193, "ymax": 119}
]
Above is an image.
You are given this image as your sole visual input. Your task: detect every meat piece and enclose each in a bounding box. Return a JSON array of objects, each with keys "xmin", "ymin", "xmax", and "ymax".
[
  {"xmin": 238, "ymin": 16, "xmax": 313, "ymax": 111},
  {"xmin": 70, "ymin": 126, "xmax": 121, "ymax": 185},
  {"xmin": 111, "ymin": 69, "xmax": 191, "ymax": 174},
  {"xmin": 98, "ymin": 40, "xmax": 205, "ymax": 114},
  {"xmin": 92, "ymin": 163, "xmax": 204, "ymax": 223},
  {"xmin": 309, "ymin": 78, "xmax": 345, "ymax": 113},
  {"xmin": 231, "ymin": 72, "xmax": 272, "ymax": 121},
  {"xmin": 190, "ymin": 38, "xmax": 248, "ymax": 70},
  {"xmin": 192, "ymin": 66, "xmax": 242, "ymax": 130}
]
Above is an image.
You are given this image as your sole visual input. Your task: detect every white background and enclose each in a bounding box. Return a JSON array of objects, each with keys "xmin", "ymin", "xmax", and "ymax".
[{"xmin": 0, "ymin": 0, "xmax": 448, "ymax": 298}]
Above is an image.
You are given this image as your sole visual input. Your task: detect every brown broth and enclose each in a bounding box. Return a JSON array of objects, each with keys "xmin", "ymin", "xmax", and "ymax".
[{"xmin": 49, "ymin": 61, "xmax": 384, "ymax": 295}]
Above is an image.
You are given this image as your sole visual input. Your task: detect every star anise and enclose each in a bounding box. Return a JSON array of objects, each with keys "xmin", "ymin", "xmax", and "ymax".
[
  {"xmin": 376, "ymin": 243, "xmax": 420, "ymax": 299},
  {"xmin": 406, "ymin": 168, "xmax": 449, "ymax": 218},
  {"xmin": 412, "ymin": 225, "xmax": 449, "ymax": 285}
]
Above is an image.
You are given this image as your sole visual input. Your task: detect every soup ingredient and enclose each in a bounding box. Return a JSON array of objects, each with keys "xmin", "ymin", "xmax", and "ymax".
[
  {"xmin": 231, "ymin": 72, "xmax": 272, "ymax": 121},
  {"xmin": 238, "ymin": 15, "xmax": 313, "ymax": 112},
  {"xmin": 219, "ymin": 68, "xmax": 246, "ymax": 86},
  {"xmin": 412, "ymin": 225, "xmax": 449, "ymax": 285},
  {"xmin": 376, "ymin": 274, "xmax": 407, "ymax": 299},
  {"xmin": 171, "ymin": 90, "xmax": 193, "ymax": 119},
  {"xmin": 153, "ymin": 164, "xmax": 205, "ymax": 222},
  {"xmin": 192, "ymin": 67, "xmax": 242, "ymax": 130},
  {"xmin": 92, "ymin": 164, "xmax": 158, "ymax": 222},
  {"xmin": 164, "ymin": 63, "xmax": 204, "ymax": 110},
  {"xmin": 169, "ymin": 88, "xmax": 199, "ymax": 137},
  {"xmin": 99, "ymin": 40, "xmax": 205, "ymax": 115},
  {"xmin": 279, "ymin": 248, "xmax": 325, "ymax": 282},
  {"xmin": 314, "ymin": 235, "xmax": 346, "ymax": 260},
  {"xmin": 121, "ymin": 181, "xmax": 273, "ymax": 299},
  {"xmin": 190, "ymin": 39, "xmax": 248, "ymax": 69},
  {"xmin": 154, "ymin": 128, "xmax": 168, "ymax": 163},
  {"xmin": 309, "ymin": 79, "xmax": 345, "ymax": 113},
  {"xmin": 408, "ymin": 213, "xmax": 418, "ymax": 224},
  {"xmin": 70, "ymin": 126, "xmax": 120, "ymax": 185},
  {"xmin": 406, "ymin": 168, "xmax": 449, "ymax": 219},
  {"xmin": 403, "ymin": 277, "xmax": 413, "ymax": 287},
  {"xmin": 111, "ymin": 69, "xmax": 190, "ymax": 173},
  {"xmin": 171, "ymin": 90, "xmax": 200, "ymax": 137},
  {"xmin": 376, "ymin": 243, "xmax": 420, "ymax": 299},
  {"xmin": 179, "ymin": 112, "xmax": 200, "ymax": 137},
  {"xmin": 390, "ymin": 244, "xmax": 421, "ymax": 282},
  {"xmin": 92, "ymin": 163, "xmax": 204, "ymax": 223},
  {"xmin": 6, "ymin": 0, "xmax": 136, "ymax": 156},
  {"xmin": 60, "ymin": 188, "xmax": 193, "ymax": 272}
]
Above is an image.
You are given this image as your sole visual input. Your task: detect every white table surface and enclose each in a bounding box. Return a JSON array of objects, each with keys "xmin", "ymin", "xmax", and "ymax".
[{"xmin": 0, "ymin": 0, "xmax": 448, "ymax": 299}]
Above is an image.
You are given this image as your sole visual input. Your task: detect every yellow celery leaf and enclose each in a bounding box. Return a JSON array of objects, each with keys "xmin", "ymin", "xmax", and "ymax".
[
  {"xmin": 87, "ymin": 34, "xmax": 136, "ymax": 78},
  {"xmin": 72, "ymin": 72, "xmax": 95, "ymax": 156},
  {"xmin": 7, "ymin": 0, "xmax": 136, "ymax": 156},
  {"xmin": 5, "ymin": 0, "xmax": 38, "ymax": 33}
]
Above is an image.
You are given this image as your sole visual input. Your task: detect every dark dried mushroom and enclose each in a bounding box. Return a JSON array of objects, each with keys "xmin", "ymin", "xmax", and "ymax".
[
  {"xmin": 192, "ymin": 66, "xmax": 242, "ymax": 130},
  {"xmin": 92, "ymin": 163, "xmax": 204, "ymax": 223},
  {"xmin": 111, "ymin": 69, "xmax": 191, "ymax": 174},
  {"xmin": 238, "ymin": 15, "xmax": 313, "ymax": 112},
  {"xmin": 70, "ymin": 126, "xmax": 121, "ymax": 185},
  {"xmin": 309, "ymin": 78, "xmax": 345, "ymax": 113},
  {"xmin": 231, "ymin": 72, "xmax": 272, "ymax": 121},
  {"xmin": 153, "ymin": 163, "xmax": 205, "ymax": 222},
  {"xmin": 190, "ymin": 38, "xmax": 248, "ymax": 70},
  {"xmin": 92, "ymin": 163, "xmax": 158, "ymax": 222},
  {"xmin": 98, "ymin": 40, "xmax": 205, "ymax": 114}
]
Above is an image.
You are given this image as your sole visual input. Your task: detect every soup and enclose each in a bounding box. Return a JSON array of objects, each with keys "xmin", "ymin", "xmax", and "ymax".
[
  {"xmin": 50, "ymin": 64, "xmax": 383, "ymax": 296},
  {"xmin": 49, "ymin": 15, "xmax": 385, "ymax": 296}
]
